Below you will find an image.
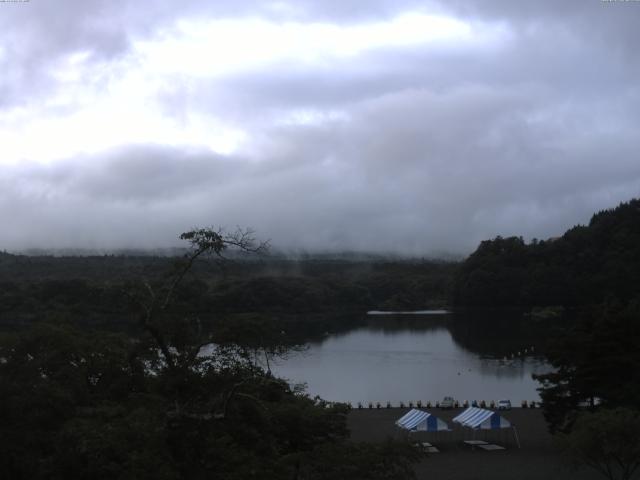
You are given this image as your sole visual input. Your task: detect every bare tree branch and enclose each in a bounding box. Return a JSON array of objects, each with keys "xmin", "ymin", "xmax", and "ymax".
[{"xmin": 124, "ymin": 226, "xmax": 268, "ymax": 372}]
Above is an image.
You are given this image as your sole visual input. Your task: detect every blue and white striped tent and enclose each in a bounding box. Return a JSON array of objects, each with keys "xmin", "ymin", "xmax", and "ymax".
[
  {"xmin": 452, "ymin": 407, "xmax": 511, "ymax": 430},
  {"xmin": 453, "ymin": 407, "xmax": 520, "ymax": 448},
  {"xmin": 395, "ymin": 409, "xmax": 450, "ymax": 432}
]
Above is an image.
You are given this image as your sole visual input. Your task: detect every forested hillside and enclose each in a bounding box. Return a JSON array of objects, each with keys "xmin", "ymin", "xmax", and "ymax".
[
  {"xmin": 453, "ymin": 199, "xmax": 640, "ymax": 308},
  {"xmin": 0, "ymin": 253, "xmax": 455, "ymax": 333}
]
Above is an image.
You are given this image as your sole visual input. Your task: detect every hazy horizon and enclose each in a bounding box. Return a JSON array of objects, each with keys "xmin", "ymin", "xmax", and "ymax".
[{"xmin": 7, "ymin": 243, "xmax": 465, "ymax": 261}]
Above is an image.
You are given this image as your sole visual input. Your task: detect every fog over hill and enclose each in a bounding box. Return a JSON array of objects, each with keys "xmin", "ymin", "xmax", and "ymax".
[{"xmin": 9, "ymin": 247, "xmax": 462, "ymax": 264}]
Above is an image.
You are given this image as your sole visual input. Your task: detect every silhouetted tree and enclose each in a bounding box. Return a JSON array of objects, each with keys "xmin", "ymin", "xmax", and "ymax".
[
  {"xmin": 535, "ymin": 301, "xmax": 640, "ymax": 433},
  {"xmin": 559, "ymin": 408, "xmax": 640, "ymax": 480}
]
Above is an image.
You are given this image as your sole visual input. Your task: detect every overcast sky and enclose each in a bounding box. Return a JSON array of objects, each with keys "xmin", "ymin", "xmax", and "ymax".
[{"xmin": 1, "ymin": 0, "xmax": 639, "ymax": 255}]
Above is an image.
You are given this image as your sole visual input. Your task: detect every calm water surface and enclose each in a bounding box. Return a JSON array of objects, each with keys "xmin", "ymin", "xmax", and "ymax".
[{"xmin": 272, "ymin": 314, "xmax": 550, "ymax": 404}]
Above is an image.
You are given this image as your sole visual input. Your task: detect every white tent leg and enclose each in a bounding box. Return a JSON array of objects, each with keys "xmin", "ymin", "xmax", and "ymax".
[{"xmin": 512, "ymin": 426, "xmax": 521, "ymax": 449}]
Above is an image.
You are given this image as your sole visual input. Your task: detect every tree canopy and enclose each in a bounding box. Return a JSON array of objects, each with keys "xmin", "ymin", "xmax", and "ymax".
[
  {"xmin": 0, "ymin": 228, "xmax": 418, "ymax": 479},
  {"xmin": 454, "ymin": 199, "xmax": 640, "ymax": 308},
  {"xmin": 558, "ymin": 408, "xmax": 640, "ymax": 480},
  {"xmin": 534, "ymin": 300, "xmax": 640, "ymax": 433}
]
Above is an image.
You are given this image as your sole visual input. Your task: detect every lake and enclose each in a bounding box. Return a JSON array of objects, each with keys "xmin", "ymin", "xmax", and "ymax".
[{"xmin": 272, "ymin": 312, "xmax": 550, "ymax": 405}]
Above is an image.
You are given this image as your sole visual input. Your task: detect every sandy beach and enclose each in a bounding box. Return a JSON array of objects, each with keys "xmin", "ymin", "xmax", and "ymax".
[{"xmin": 348, "ymin": 408, "xmax": 602, "ymax": 480}]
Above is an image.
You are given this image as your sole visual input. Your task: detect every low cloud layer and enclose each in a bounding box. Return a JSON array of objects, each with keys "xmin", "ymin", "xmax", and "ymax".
[{"xmin": 1, "ymin": 1, "xmax": 639, "ymax": 255}]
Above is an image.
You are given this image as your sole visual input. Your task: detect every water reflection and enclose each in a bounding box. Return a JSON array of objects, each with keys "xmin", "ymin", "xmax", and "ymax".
[
  {"xmin": 449, "ymin": 308, "xmax": 547, "ymax": 358},
  {"xmin": 272, "ymin": 312, "xmax": 550, "ymax": 404}
]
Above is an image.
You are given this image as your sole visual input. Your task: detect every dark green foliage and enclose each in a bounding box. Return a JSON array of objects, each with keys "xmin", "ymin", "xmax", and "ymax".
[
  {"xmin": 535, "ymin": 300, "xmax": 640, "ymax": 433},
  {"xmin": 0, "ymin": 322, "xmax": 390, "ymax": 479},
  {"xmin": 0, "ymin": 255, "xmax": 455, "ymax": 331},
  {"xmin": 0, "ymin": 323, "xmax": 152, "ymax": 479},
  {"xmin": 0, "ymin": 228, "xmax": 419, "ymax": 479},
  {"xmin": 558, "ymin": 408, "xmax": 640, "ymax": 480},
  {"xmin": 454, "ymin": 199, "xmax": 640, "ymax": 308},
  {"xmin": 455, "ymin": 236, "xmax": 529, "ymax": 307}
]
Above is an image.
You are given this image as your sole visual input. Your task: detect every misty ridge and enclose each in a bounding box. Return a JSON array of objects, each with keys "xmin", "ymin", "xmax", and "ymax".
[
  {"xmin": 11, "ymin": 246, "xmax": 463, "ymax": 263},
  {"xmin": 2, "ymin": 196, "xmax": 638, "ymax": 326}
]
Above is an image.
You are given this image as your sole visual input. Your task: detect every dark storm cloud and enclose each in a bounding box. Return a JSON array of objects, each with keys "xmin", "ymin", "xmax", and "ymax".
[
  {"xmin": 6, "ymin": 80, "xmax": 639, "ymax": 253},
  {"xmin": 31, "ymin": 145, "xmax": 244, "ymax": 203},
  {"xmin": 0, "ymin": 145, "xmax": 243, "ymax": 249},
  {"xmin": 241, "ymin": 84, "xmax": 640, "ymax": 251},
  {"xmin": 1, "ymin": 0, "xmax": 640, "ymax": 253}
]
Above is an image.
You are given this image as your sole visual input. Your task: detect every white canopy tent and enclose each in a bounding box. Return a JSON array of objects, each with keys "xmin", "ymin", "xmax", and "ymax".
[
  {"xmin": 395, "ymin": 409, "xmax": 451, "ymax": 432},
  {"xmin": 453, "ymin": 407, "xmax": 511, "ymax": 429},
  {"xmin": 452, "ymin": 407, "xmax": 520, "ymax": 448}
]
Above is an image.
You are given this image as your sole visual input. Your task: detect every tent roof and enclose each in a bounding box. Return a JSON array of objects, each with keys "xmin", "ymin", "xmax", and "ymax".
[
  {"xmin": 452, "ymin": 407, "xmax": 511, "ymax": 430},
  {"xmin": 395, "ymin": 409, "xmax": 450, "ymax": 432}
]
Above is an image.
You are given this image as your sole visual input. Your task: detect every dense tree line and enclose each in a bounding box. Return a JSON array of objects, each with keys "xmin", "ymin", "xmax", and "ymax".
[
  {"xmin": 534, "ymin": 300, "xmax": 640, "ymax": 433},
  {"xmin": 454, "ymin": 199, "xmax": 640, "ymax": 308},
  {"xmin": 0, "ymin": 254, "xmax": 455, "ymax": 332}
]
